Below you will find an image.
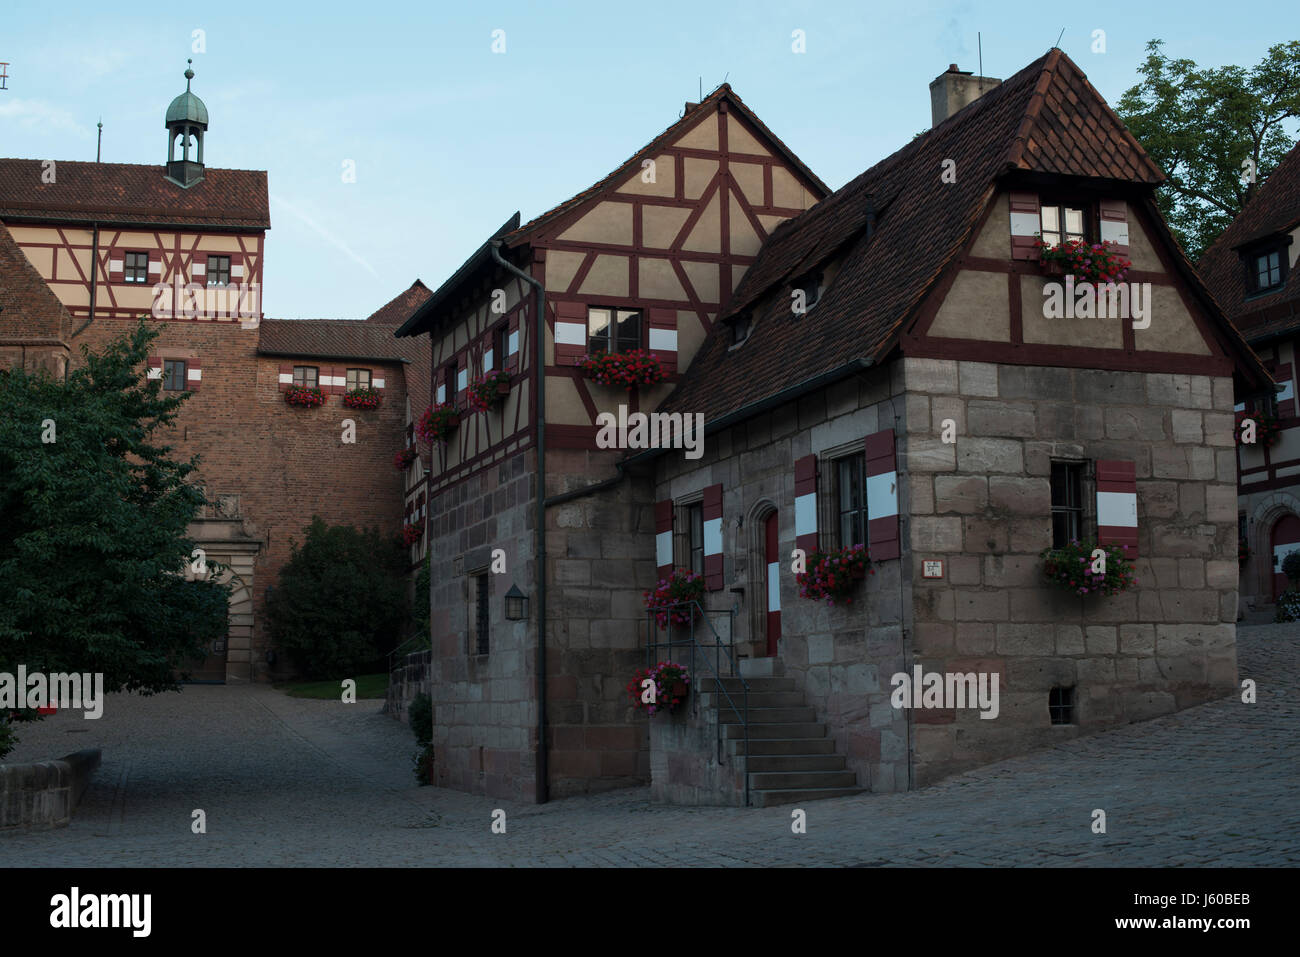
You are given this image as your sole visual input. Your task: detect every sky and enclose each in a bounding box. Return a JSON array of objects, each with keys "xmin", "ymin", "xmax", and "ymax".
[{"xmin": 2, "ymin": 0, "xmax": 1298, "ymax": 319}]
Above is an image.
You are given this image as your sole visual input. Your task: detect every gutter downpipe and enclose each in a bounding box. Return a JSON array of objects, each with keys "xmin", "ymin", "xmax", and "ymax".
[
  {"xmin": 490, "ymin": 240, "xmax": 549, "ymax": 804},
  {"xmin": 70, "ymin": 223, "xmax": 100, "ymax": 343}
]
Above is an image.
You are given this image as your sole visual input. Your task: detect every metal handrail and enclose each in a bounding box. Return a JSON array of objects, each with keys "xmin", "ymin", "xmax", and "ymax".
[
  {"xmin": 646, "ymin": 599, "xmax": 751, "ymax": 807},
  {"xmin": 387, "ymin": 631, "xmax": 428, "ymax": 673}
]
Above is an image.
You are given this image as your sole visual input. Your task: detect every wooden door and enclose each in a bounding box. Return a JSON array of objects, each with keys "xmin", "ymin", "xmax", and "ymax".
[
  {"xmin": 1271, "ymin": 514, "xmax": 1300, "ymax": 600},
  {"xmin": 764, "ymin": 511, "xmax": 781, "ymax": 658}
]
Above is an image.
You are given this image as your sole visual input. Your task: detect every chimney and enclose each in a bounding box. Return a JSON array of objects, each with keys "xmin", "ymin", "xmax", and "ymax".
[{"xmin": 929, "ymin": 63, "xmax": 1001, "ymax": 126}]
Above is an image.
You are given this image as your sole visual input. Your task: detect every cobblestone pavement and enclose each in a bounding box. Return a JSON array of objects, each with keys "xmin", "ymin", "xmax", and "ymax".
[{"xmin": 2, "ymin": 625, "xmax": 1297, "ymax": 867}]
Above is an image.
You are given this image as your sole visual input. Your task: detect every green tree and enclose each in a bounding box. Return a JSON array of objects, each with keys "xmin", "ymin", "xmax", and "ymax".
[
  {"xmin": 1116, "ymin": 40, "xmax": 1300, "ymax": 261},
  {"xmin": 0, "ymin": 321, "xmax": 231, "ymax": 755},
  {"xmin": 266, "ymin": 517, "xmax": 407, "ymax": 678}
]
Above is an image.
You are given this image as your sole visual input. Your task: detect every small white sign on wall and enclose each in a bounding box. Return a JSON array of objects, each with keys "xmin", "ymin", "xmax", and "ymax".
[{"xmin": 922, "ymin": 559, "xmax": 944, "ymax": 579}]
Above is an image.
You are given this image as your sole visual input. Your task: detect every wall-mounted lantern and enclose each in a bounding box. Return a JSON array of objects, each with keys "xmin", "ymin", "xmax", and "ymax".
[{"xmin": 504, "ymin": 583, "xmax": 528, "ymax": 621}]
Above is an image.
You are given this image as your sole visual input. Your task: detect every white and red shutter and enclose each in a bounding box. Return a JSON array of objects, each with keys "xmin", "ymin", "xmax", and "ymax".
[
  {"xmin": 278, "ymin": 364, "xmax": 294, "ymax": 393},
  {"xmin": 146, "ymin": 354, "xmax": 163, "ymax": 381},
  {"xmin": 1098, "ymin": 200, "xmax": 1130, "ymax": 256},
  {"xmin": 482, "ymin": 335, "xmax": 495, "ymax": 375},
  {"xmin": 655, "ymin": 499, "xmax": 674, "ymax": 580},
  {"xmin": 1097, "ymin": 460, "xmax": 1138, "ymax": 559},
  {"xmin": 187, "ymin": 356, "xmax": 201, "ymax": 392},
  {"xmin": 506, "ymin": 314, "xmax": 521, "ymax": 372},
  {"xmin": 229, "ymin": 252, "xmax": 244, "ymax": 283},
  {"xmin": 1009, "ymin": 191, "xmax": 1042, "ymax": 260},
  {"xmin": 865, "ymin": 429, "xmax": 900, "ymax": 560},
  {"xmin": 554, "ymin": 301, "xmax": 588, "ymax": 367},
  {"xmin": 456, "ymin": 354, "xmax": 469, "ymax": 405},
  {"xmin": 647, "ymin": 307, "xmax": 678, "ymax": 374},
  {"xmin": 1275, "ymin": 362, "xmax": 1295, "ymax": 418},
  {"xmin": 435, "ymin": 368, "xmax": 447, "ymax": 407},
  {"xmin": 703, "ymin": 484, "xmax": 723, "ymax": 590},
  {"xmin": 108, "ymin": 246, "xmax": 124, "ymax": 283},
  {"xmin": 331, "ymin": 366, "xmax": 349, "ymax": 396},
  {"xmin": 191, "ymin": 252, "xmax": 207, "ymax": 283},
  {"xmin": 794, "ymin": 454, "xmax": 819, "ymax": 554},
  {"xmin": 371, "ymin": 367, "xmax": 385, "ymax": 395},
  {"xmin": 148, "ymin": 249, "xmax": 162, "ymax": 281}
]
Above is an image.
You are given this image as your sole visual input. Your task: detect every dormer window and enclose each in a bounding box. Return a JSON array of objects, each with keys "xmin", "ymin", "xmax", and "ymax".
[
  {"xmin": 1039, "ymin": 203, "xmax": 1087, "ymax": 246},
  {"xmin": 729, "ymin": 314, "xmax": 752, "ymax": 346},
  {"xmin": 792, "ymin": 273, "xmax": 822, "ymax": 314},
  {"xmin": 1251, "ymin": 247, "xmax": 1285, "ymax": 293}
]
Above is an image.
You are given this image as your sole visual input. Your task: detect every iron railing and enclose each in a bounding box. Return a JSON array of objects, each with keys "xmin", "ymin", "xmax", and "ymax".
[{"xmin": 646, "ymin": 600, "xmax": 751, "ymax": 806}]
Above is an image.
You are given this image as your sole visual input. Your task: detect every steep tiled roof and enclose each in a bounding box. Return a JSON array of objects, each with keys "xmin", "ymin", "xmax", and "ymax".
[
  {"xmin": 365, "ymin": 280, "xmax": 431, "ymax": 325},
  {"xmin": 257, "ymin": 319, "xmax": 423, "ymax": 363},
  {"xmin": 0, "ymin": 219, "xmax": 73, "ymax": 344},
  {"xmin": 662, "ymin": 50, "xmax": 1178, "ymax": 424},
  {"xmin": 1199, "ymin": 141, "xmax": 1300, "ymax": 343},
  {"xmin": 503, "ymin": 83, "xmax": 830, "ymax": 246},
  {"xmin": 0, "ymin": 159, "xmax": 269, "ymax": 229}
]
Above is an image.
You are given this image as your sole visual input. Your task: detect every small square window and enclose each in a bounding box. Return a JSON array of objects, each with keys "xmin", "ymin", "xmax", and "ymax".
[
  {"xmin": 1040, "ymin": 203, "xmax": 1088, "ymax": 247},
  {"xmin": 587, "ymin": 306, "xmax": 641, "ymax": 355},
  {"xmin": 686, "ymin": 502, "xmax": 705, "ymax": 576},
  {"xmin": 1050, "ymin": 462, "xmax": 1084, "ymax": 549},
  {"xmin": 346, "ymin": 368, "xmax": 371, "ymax": 391},
  {"xmin": 206, "ymin": 255, "xmax": 231, "ymax": 287},
  {"xmin": 1049, "ymin": 686, "xmax": 1075, "ymax": 725},
  {"xmin": 293, "ymin": 366, "xmax": 318, "ymax": 388},
  {"xmin": 470, "ymin": 572, "xmax": 490, "ymax": 656},
  {"xmin": 836, "ymin": 454, "xmax": 868, "ymax": 548},
  {"xmin": 729, "ymin": 314, "xmax": 752, "ymax": 345},
  {"xmin": 1253, "ymin": 249, "xmax": 1284, "ymax": 292},
  {"xmin": 162, "ymin": 359, "xmax": 187, "ymax": 391},
  {"xmin": 792, "ymin": 273, "xmax": 822, "ymax": 312},
  {"xmin": 124, "ymin": 252, "xmax": 149, "ymax": 284}
]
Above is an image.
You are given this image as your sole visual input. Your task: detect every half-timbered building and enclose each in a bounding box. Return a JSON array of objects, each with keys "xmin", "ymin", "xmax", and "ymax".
[{"xmin": 1199, "ymin": 140, "xmax": 1300, "ymax": 616}]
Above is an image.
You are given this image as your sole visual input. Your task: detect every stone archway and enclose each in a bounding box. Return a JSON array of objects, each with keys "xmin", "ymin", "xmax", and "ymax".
[
  {"xmin": 744, "ymin": 499, "xmax": 779, "ymax": 660},
  {"xmin": 1247, "ymin": 492, "xmax": 1300, "ymax": 608}
]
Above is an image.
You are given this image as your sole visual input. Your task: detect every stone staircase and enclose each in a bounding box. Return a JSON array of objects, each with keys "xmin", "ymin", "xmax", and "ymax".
[{"xmin": 700, "ymin": 662, "xmax": 863, "ymax": 808}]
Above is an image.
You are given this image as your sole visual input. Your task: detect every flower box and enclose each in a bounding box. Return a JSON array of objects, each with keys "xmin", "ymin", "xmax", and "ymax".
[
  {"xmin": 402, "ymin": 523, "xmax": 423, "ymax": 547},
  {"xmin": 467, "ymin": 371, "xmax": 512, "ymax": 413},
  {"xmin": 1037, "ymin": 238, "xmax": 1131, "ymax": 284},
  {"xmin": 284, "ymin": 386, "xmax": 327, "ymax": 408},
  {"xmin": 416, "ymin": 403, "xmax": 460, "ymax": 443},
  {"xmin": 394, "ymin": 448, "xmax": 418, "ymax": 471},
  {"xmin": 578, "ymin": 349, "xmax": 665, "ymax": 389},
  {"xmin": 1235, "ymin": 409, "xmax": 1280, "ymax": 448},
  {"xmin": 627, "ymin": 662, "xmax": 691, "ymax": 716},
  {"xmin": 1040, "ymin": 540, "xmax": 1136, "ymax": 596},
  {"xmin": 796, "ymin": 544, "xmax": 872, "ymax": 605},
  {"xmin": 343, "ymin": 387, "xmax": 382, "ymax": 410},
  {"xmin": 644, "ymin": 568, "xmax": 705, "ymax": 628}
]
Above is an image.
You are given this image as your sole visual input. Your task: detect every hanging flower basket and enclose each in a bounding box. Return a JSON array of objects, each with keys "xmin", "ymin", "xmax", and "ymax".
[
  {"xmin": 578, "ymin": 349, "xmax": 666, "ymax": 389},
  {"xmin": 643, "ymin": 568, "xmax": 705, "ymax": 629},
  {"xmin": 796, "ymin": 544, "xmax": 872, "ymax": 605},
  {"xmin": 1235, "ymin": 409, "xmax": 1281, "ymax": 448},
  {"xmin": 343, "ymin": 387, "xmax": 382, "ymax": 410},
  {"xmin": 1037, "ymin": 238, "xmax": 1131, "ymax": 284},
  {"xmin": 1039, "ymin": 540, "xmax": 1136, "ymax": 596},
  {"xmin": 284, "ymin": 386, "xmax": 327, "ymax": 408},
  {"xmin": 626, "ymin": 661, "xmax": 691, "ymax": 716},
  {"xmin": 467, "ymin": 371, "xmax": 512, "ymax": 413},
  {"xmin": 416, "ymin": 403, "xmax": 460, "ymax": 443},
  {"xmin": 393, "ymin": 448, "xmax": 418, "ymax": 471},
  {"xmin": 402, "ymin": 523, "xmax": 423, "ymax": 547}
]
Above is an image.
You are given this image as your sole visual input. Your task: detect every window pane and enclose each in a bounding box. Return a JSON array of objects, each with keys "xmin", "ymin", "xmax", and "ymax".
[
  {"xmin": 1041, "ymin": 207, "xmax": 1059, "ymax": 232},
  {"xmin": 1050, "ymin": 463, "xmax": 1068, "ymax": 507},
  {"xmin": 1064, "ymin": 208, "xmax": 1084, "ymax": 236},
  {"xmin": 588, "ymin": 308, "xmax": 611, "ymax": 338},
  {"xmin": 615, "ymin": 310, "xmax": 640, "ymax": 353}
]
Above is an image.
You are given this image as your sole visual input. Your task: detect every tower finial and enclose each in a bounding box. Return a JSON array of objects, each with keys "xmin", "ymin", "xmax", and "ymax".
[{"xmin": 185, "ymin": 58, "xmax": 194, "ymax": 91}]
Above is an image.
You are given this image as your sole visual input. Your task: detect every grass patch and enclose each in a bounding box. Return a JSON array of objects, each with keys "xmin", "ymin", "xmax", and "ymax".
[{"xmin": 276, "ymin": 673, "xmax": 389, "ymax": 699}]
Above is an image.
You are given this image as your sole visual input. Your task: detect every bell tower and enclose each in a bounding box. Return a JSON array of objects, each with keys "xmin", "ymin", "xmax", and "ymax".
[{"xmin": 165, "ymin": 59, "xmax": 209, "ymax": 188}]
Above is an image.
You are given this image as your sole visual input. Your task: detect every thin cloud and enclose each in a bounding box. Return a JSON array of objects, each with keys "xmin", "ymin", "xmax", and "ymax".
[
  {"xmin": 0, "ymin": 98, "xmax": 93, "ymax": 138},
  {"xmin": 270, "ymin": 193, "xmax": 380, "ymax": 279}
]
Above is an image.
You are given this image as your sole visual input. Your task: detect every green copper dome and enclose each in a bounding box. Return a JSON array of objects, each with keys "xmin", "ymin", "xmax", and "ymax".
[{"xmin": 165, "ymin": 60, "xmax": 208, "ymax": 128}]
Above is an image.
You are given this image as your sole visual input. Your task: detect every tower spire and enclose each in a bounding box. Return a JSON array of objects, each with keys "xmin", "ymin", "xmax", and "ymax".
[{"xmin": 185, "ymin": 58, "xmax": 194, "ymax": 91}]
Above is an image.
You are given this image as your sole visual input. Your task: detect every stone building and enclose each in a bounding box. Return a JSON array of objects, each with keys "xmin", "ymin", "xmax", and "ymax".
[
  {"xmin": 0, "ymin": 64, "xmax": 431, "ymax": 681},
  {"xmin": 398, "ymin": 49, "xmax": 1272, "ymax": 806},
  {"xmin": 1199, "ymin": 140, "xmax": 1300, "ymax": 616}
]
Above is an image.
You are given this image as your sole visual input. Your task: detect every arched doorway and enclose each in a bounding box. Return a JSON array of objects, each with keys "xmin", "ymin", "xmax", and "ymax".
[
  {"xmin": 1271, "ymin": 514, "xmax": 1300, "ymax": 600},
  {"xmin": 180, "ymin": 571, "xmax": 249, "ymax": 683},
  {"xmin": 763, "ymin": 510, "xmax": 781, "ymax": 658}
]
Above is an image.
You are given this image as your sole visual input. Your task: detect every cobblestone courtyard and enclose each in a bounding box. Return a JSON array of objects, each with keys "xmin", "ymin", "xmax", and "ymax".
[{"xmin": 2, "ymin": 625, "xmax": 1297, "ymax": 867}]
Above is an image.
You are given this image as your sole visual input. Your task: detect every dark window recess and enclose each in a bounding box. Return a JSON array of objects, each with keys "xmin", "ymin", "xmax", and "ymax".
[
  {"xmin": 124, "ymin": 252, "xmax": 149, "ymax": 284},
  {"xmin": 293, "ymin": 366, "xmax": 318, "ymax": 388},
  {"xmin": 1238, "ymin": 514, "xmax": 1248, "ymax": 543},
  {"xmin": 687, "ymin": 503, "xmax": 705, "ymax": 576},
  {"xmin": 587, "ymin": 306, "xmax": 641, "ymax": 355},
  {"xmin": 162, "ymin": 359, "xmax": 187, "ymax": 391},
  {"xmin": 1049, "ymin": 686, "xmax": 1076, "ymax": 725},
  {"xmin": 494, "ymin": 326, "xmax": 508, "ymax": 370},
  {"xmin": 1040, "ymin": 203, "xmax": 1088, "ymax": 246},
  {"xmin": 473, "ymin": 573, "xmax": 490, "ymax": 655},
  {"xmin": 346, "ymin": 368, "xmax": 371, "ymax": 391},
  {"xmin": 729, "ymin": 314, "xmax": 752, "ymax": 345},
  {"xmin": 792, "ymin": 273, "xmax": 822, "ymax": 312},
  {"xmin": 1253, "ymin": 249, "xmax": 1284, "ymax": 292},
  {"xmin": 445, "ymin": 362, "xmax": 459, "ymax": 398},
  {"xmin": 837, "ymin": 455, "xmax": 868, "ymax": 548},
  {"xmin": 1050, "ymin": 462, "xmax": 1084, "ymax": 548},
  {"xmin": 206, "ymin": 255, "xmax": 231, "ymax": 287}
]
